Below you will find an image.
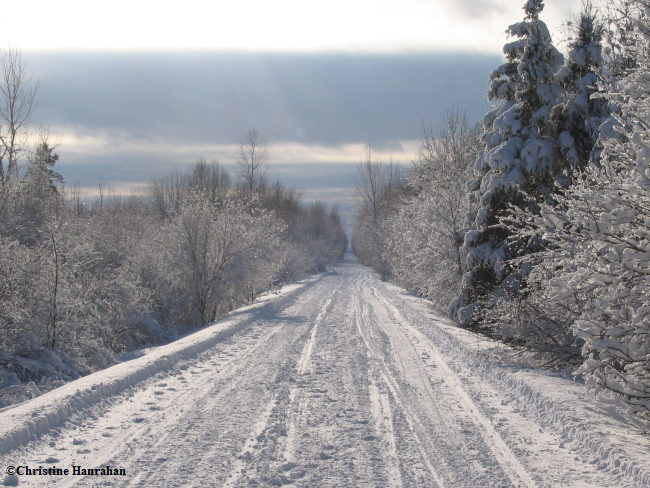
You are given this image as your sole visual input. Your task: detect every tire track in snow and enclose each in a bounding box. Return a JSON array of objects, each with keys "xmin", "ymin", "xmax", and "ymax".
[
  {"xmin": 66, "ymin": 323, "xmax": 288, "ymax": 488},
  {"xmin": 222, "ymin": 392, "xmax": 280, "ymax": 488},
  {"xmin": 353, "ymin": 291, "xmax": 446, "ymax": 488},
  {"xmin": 266, "ymin": 270, "xmax": 400, "ymax": 486},
  {"xmin": 368, "ymin": 376, "xmax": 403, "ymax": 488},
  {"xmin": 295, "ymin": 285, "xmax": 339, "ymax": 375},
  {"xmin": 119, "ymin": 324, "xmax": 286, "ymax": 488},
  {"xmin": 283, "ymin": 284, "xmax": 341, "ymax": 464},
  {"xmin": 220, "ymin": 281, "xmax": 346, "ymax": 487},
  {"xmin": 370, "ymin": 285, "xmax": 538, "ymax": 488}
]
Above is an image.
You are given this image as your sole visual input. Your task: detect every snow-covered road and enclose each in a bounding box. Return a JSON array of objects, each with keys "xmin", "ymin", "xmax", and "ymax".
[{"xmin": 1, "ymin": 259, "xmax": 648, "ymax": 487}]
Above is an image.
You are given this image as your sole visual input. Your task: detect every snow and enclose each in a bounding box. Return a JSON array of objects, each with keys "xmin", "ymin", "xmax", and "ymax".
[
  {"xmin": 493, "ymin": 106, "xmax": 522, "ymax": 136},
  {"xmin": 521, "ymin": 136, "xmax": 553, "ymax": 173},
  {"xmin": 0, "ymin": 276, "xmax": 318, "ymax": 454},
  {"xmin": 0, "ymin": 259, "xmax": 647, "ymax": 487}
]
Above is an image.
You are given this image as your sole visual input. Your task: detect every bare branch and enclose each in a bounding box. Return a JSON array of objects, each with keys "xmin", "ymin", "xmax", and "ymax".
[
  {"xmin": 0, "ymin": 48, "xmax": 39, "ymax": 185},
  {"xmin": 238, "ymin": 129, "xmax": 268, "ymax": 196}
]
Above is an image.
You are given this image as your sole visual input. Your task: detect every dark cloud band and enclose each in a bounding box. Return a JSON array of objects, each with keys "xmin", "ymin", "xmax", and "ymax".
[{"xmin": 29, "ymin": 51, "xmax": 499, "ymax": 146}]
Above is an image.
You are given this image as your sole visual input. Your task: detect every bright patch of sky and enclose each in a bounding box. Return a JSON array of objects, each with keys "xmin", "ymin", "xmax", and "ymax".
[{"xmin": 4, "ymin": 0, "xmax": 580, "ymax": 54}]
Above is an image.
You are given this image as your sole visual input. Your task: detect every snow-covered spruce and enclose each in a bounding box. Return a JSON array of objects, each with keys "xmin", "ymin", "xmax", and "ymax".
[
  {"xmin": 552, "ymin": 4, "xmax": 608, "ymax": 176},
  {"xmin": 452, "ymin": 0, "xmax": 564, "ymax": 327},
  {"xmin": 490, "ymin": 0, "xmax": 650, "ymax": 416}
]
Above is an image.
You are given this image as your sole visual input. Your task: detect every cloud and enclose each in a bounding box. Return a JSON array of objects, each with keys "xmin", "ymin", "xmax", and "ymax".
[
  {"xmin": 25, "ymin": 50, "xmax": 498, "ymax": 212},
  {"xmin": 29, "ymin": 51, "xmax": 498, "ymax": 147}
]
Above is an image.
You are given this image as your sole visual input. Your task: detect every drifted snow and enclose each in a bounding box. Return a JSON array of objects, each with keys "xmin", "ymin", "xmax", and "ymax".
[{"xmin": 0, "ymin": 259, "xmax": 647, "ymax": 487}]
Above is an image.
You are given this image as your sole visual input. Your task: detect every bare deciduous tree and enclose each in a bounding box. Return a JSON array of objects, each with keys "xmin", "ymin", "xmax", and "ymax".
[
  {"xmin": 238, "ymin": 129, "xmax": 268, "ymax": 196},
  {"xmin": 0, "ymin": 48, "xmax": 39, "ymax": 186},
  {"xmin": 148, "ymin": 171, "xmax": 189, "ymax": 218},
  {"xmin": 353, "ymin": 145, "xmax": 405, "ymax": 278},
  {"xmin": 355, "ymin": 145, "xmax": 403, "ymax": 223}
]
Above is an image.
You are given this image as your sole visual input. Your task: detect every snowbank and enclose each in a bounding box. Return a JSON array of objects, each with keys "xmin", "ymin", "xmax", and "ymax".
[
  {"xmin": 388, "ymin": 284, "xmax": 650, "ymax": 487},
  {"xmin": 0, "ymin": 275, "xmax": 321, "ymax": 455}
]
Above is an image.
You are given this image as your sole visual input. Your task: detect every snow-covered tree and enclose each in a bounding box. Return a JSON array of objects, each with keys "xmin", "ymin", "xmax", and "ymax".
[
  {"xmin": 0, "ymin": 238, "xmax": 41, "ymax": 352},
  {"xmin": 382, "ymin": 111, "xmax": 480, "ymax": 309},
  {"xmin": 552, "ymin": 3, "xmax": 608, "ymax": 174},
  {"xmin": 352, "ymin": 148, "xmax": 405, "ymax": 278},
  {"xmin": 565, "ymin": 0, "xmax": 648, "ymax": 417},
  {"xmin": 188, "ymin": 159, "xmax": 230, "ymax": 207},
  {"xmin": 18, "ymin": 140, "xmax": 63, "ymax": 242},
  {"xmin": 473, "ymin": 5, "xmax": 609, "ymax": 361},
  {"xmin": 495, "ymin": 0, "xmax": 650, "ymax": 415},
  {"xmin": 148, "ymin": 170, "xmax": 190, "ymax": 219},
  {"xmin": 160, "ymin": 195, "xmax": 285, "ymax": 326},
  {"xmin": 452, "ymin": 0, "xmax": 564, "ymax": 326},
  {"xmin": 601, "ymin": 0, "xmax": 644, "ymax": 77}
]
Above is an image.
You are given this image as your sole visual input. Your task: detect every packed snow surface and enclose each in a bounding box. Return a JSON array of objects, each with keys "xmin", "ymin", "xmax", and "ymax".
[{"xmin": 0, "ymin": 258, "xmax": 648, "ymax": 487}]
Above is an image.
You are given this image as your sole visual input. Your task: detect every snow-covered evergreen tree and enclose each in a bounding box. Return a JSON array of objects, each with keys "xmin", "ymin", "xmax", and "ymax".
[
  {"xmin": 472, "ymin": 5, "xmax": 610, "ymax": 360},
  {"xmin": 499, "ymin": 0, "xmax": 650, "ymax": 416},
  {"xmin": 452, "ymin": 0, "xmax": 564, "ymax": 326},
  {"xmin": 19, "ymin": 141, "xmax": 63, "ymax": 242},
  {"xmin": 552, "ymin": 3, "xmax": 608, "ymax": 175}
]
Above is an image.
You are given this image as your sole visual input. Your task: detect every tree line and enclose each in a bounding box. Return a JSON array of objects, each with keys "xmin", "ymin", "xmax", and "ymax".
[
  {"xmin": 0, "ymin": 56, "xmax": 347, "ymax": 403},
  {"xmin": 352, "ymin": 0, "xmax": 649, "ymax": 418}
]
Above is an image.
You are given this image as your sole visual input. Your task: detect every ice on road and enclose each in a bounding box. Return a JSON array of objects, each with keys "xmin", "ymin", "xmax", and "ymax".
[{"xmin": 1, "ymin": 260, "xmax": 648, "ymax": 487}]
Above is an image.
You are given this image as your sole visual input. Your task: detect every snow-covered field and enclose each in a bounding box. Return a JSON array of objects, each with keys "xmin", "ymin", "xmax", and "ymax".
[{"xmin": 1, "ymin": 258, "xmax": 648, "ymax": 487}]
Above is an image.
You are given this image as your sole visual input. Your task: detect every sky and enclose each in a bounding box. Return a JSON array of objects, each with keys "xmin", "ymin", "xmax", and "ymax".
[{"xmin": 2, "ymin": 0, "xmax": 582, "ymax": 221}]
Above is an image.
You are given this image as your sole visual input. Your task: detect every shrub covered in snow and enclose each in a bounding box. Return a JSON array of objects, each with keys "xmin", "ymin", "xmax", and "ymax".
[
  {"xmin": 1, "ymin": 147, "xmax": 347, "ymax": 406},
  {"xmin": 529, "ymin": 0, "xmax": 649, "ymax": 416},
  {"xmin": 381, "ymin": 111, "xmax": 481, "ymax": 310}
]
